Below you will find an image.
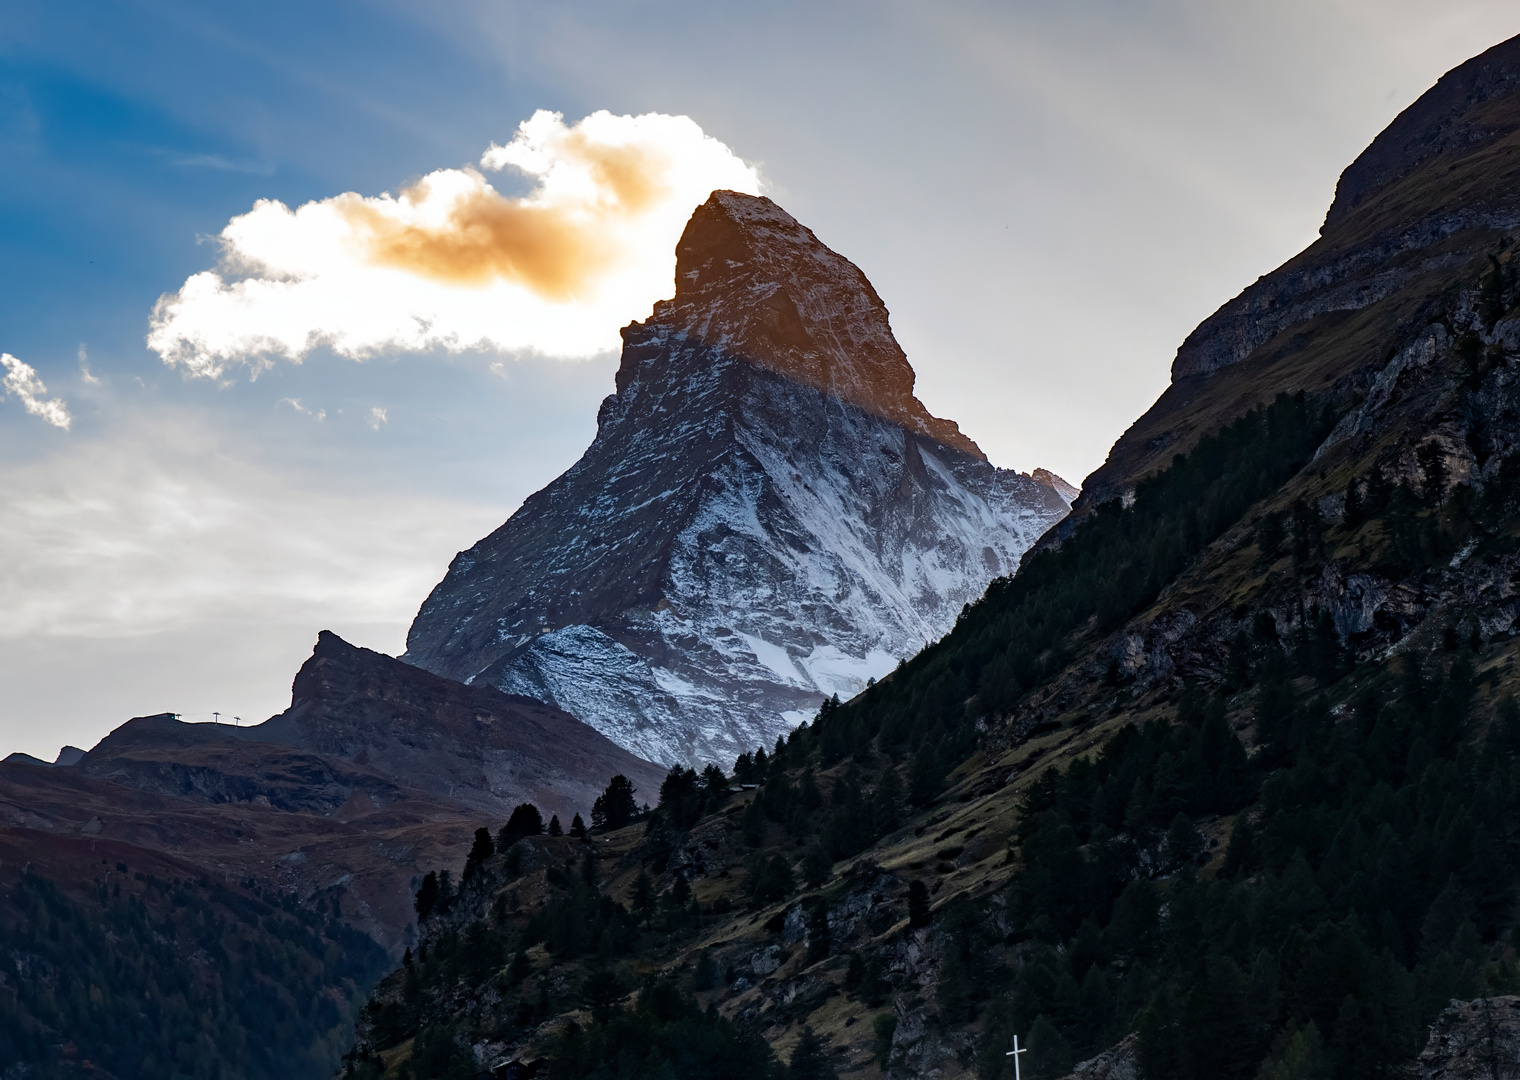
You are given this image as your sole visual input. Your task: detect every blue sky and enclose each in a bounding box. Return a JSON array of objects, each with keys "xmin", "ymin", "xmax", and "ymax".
[{"xmin": 3, "ymin": 1, "xmax": 1519, "ymax": 759}]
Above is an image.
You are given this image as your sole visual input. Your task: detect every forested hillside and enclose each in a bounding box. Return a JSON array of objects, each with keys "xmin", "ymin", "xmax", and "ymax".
[
  {"xmin": 0, "ymin": 866, "xmax": 388, "ymax": 1079},
  {"xmin": 339, "ymin": 364, "xmax": 1520, "ymax": 1080},
  {"xmin": 338, "ymin": 33, "xmax": 1520, "ymax": 1080}
]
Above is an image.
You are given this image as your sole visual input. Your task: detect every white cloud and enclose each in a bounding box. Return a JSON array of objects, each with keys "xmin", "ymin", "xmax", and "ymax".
[
  {"xmin": 281, "ymin": 397, "xmax": 326, "ymax": 420},
  {"xmin": 2, "ymin": 353, "xmax": 72, "ymax": 429},
  {"xmin": 368, "ymin": 405, "xmax": 388, "ymax": 430},
  {"xmin": 147, "ymin": 110, "xmax": 761, "ymax": 376}
]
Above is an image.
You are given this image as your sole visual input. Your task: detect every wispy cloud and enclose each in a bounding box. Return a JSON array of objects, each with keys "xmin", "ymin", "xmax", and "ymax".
[
  {"xmin": 77, "ymin": 344, "xmax": 100, "ymax": 384},
  {"xmin": 367, "ymin": 405, "xmax": 388, "ymax": 430},
  {"xmin": 280, "ymin": 397, "xmax": 325, "ymax": 421},
  {"xmin": 170, "ymin": 152, "xmax": 276, "ymax": 176},
  {"xmin": 2, "ymin": 353, "xmax": 72, "ymax": 429},
  {"xmin": 147, "ymin": 110, "xmax": 761, "ymax": 376}
]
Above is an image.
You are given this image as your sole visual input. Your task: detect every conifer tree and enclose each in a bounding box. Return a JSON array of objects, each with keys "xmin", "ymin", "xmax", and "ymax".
[
  {"xmin": 462, "ymin": 827, "xmax": 494, "ymax": 881},
  {"xmin": 591, "ymin": 775, "xmax": 638, "ymax": 831},
  {"xmin": 788, "ymin": 1027, "xmax": 838, "ymax": 1080},
  {"xmin": 414, "ymin": 871, "xmax": 440, "ymax": 922},
  {"xmin": 908, "ymin": 880, "xmax": 931, "ymax": 927},
  {"xmin": 498, "ymin": 803, "xmax": 544, "ymax": 850}
]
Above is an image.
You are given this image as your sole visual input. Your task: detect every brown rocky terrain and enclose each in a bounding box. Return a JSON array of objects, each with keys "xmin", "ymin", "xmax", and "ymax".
[{"xmin": 0, "ymin": 631, "xmax": 664, "ymax": 954}]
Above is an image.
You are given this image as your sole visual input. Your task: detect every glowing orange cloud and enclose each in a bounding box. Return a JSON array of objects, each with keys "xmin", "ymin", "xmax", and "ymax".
[{"xmin": 149, "ymin": 110, "xmax": 761, "ymax": 375}]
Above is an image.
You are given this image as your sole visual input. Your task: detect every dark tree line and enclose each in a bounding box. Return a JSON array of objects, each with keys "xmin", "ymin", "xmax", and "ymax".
[
  {"xmin": 969, "ymin": 642, "xmax": 1520, "ymax": 1080},
  {"xmin": 369, "ymin": 850, "xmax": 644, "ymax": 1071},
  {"xmin": 0, "ymin": 870, "xmax": 387, "ymax": 1080},
  {"xmin": 414, "ymin": 785, "xmax": 627, "ymax": 925}
]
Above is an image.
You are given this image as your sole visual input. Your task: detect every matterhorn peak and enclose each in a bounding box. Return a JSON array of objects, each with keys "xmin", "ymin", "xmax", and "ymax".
[
  {"xmin": 405, "ymin": 193, "xmax": 1069, "ymax": 765},
  {"xmin": 628, "ymin": 191, "xmax": 984, "ymax": 458}
]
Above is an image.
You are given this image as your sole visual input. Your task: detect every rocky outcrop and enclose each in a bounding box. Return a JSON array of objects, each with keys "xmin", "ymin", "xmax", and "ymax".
[
  {"xmin": 405, "ymin": 192, "xmax": 1072, "ymax": 766},
  {"xmin": 1061, "ymin": 1035, "xmax": 1139, "ymax": 1080},
  {"xmin": 1417, "ymin": 996, "xmax": 1520, "ymax": 1078},
  {"xmin": 258, "ymin": 631, "xmax": 667, "ymax": 823},
  {"xmin": 1173, "ymin": 35, "xmax": 1520, "ymax": 385},
  {"xmin": 1071, "ymin": 33, "xmax": 1520, "ymax": 515},
  {"xmin": 1326, "ymin": 36, "xmax": 1520, "ymax": 232}
]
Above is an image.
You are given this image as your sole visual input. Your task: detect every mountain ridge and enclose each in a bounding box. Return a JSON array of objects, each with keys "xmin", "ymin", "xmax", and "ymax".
[
  {"xmin": 651, "ymin": 191, "xmax": 985, "ymax": 458},
  {"xmin": 1065, "ymin": 33, "xmax": 1520, "ymax": 519},
  {"xmin": 405, "ymin": 191, "xmax": 1073, "ymax": 766}
]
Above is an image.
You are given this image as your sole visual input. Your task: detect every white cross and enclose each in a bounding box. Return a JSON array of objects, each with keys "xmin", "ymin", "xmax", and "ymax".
[{"xmin": 1006, "ymin": 1034, "xmax": 1026, "ymax": 1080}]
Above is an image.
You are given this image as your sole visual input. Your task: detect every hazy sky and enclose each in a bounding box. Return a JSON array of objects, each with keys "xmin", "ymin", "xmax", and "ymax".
[{"xmin": 3, "ymin": 1, "xmax": 1518, "ymax": 761}]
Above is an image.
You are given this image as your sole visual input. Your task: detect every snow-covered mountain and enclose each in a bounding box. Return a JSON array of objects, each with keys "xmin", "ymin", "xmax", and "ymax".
[{"xmin": 404, "ymin": 192, "xmax": 1073, "ymax": 766}]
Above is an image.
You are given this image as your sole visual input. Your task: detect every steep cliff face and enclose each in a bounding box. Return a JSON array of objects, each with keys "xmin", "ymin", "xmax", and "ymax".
[
  {"xmin": 1069, "ymin": 33, "xmax": 1520, "ymax": 516},
  {"xmin": 1011, "ymin": 32, "xmax": 1520, "ymax": 707},
  {"xmin": 405, "ymin": 192, "xmax": 1072, "ymax": 766}
]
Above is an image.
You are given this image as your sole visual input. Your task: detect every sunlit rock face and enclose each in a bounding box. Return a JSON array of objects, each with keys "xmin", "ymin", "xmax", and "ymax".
[{"xmin": 404, "ymin": 192, "xmax": 1072, "ymax": 766}]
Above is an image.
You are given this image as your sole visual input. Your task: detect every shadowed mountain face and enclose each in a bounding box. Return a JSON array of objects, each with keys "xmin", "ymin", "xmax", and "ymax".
[
  {"xmin": 0, "ymin": 632, "xmax": 665, "ymax": 954},
  {"xmin": 1069, "ymin": 33, "xmax": 1520, "ymax": 519},
  {"xmin": 404, "ymin": 192, "xmax": 1073, "ymax": 767},
  {"xmin": 71, "ymin": 631, "xmax": 665, "ymax": 827},
  {"xmin": 255, "ymin": 630, "xmax": 667, "ymax": 818}
]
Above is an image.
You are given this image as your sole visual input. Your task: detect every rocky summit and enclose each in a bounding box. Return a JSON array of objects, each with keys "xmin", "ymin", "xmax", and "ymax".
[
  {"xmin": 254, "ymin": 631, "xmax": 666, "ymax": 823},
  {"xmin": 404, "ymin": 191, "xmax": 1073, "ymax": 766}
]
